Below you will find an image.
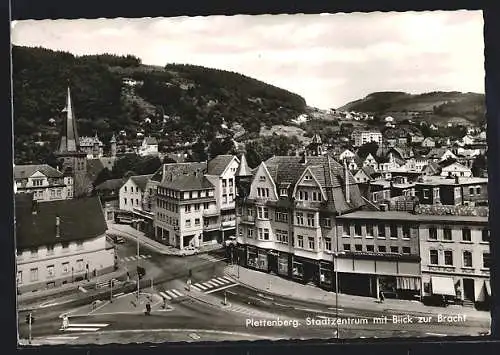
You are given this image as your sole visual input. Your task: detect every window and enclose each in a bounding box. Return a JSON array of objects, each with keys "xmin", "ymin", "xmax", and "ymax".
[
  {"xmin": 390, "ymin": 246, "xmax": 399, "ymax": 253},
  {"xmin": 280, "ymin": 188, "xmax": 288, "ymax": 196},
  {"xmin": 46, "ymin": 265, "xmax": 55, "ymax": 278},
  {"xmin": 366, "ymin": 245, "xmax": 374, "ymax": 252},
  {"xmin": 378, "ymin": 245, "xmax": 386, "ymax": 252},
  {"xmin": 343, "ymin": 223, "xmax": 350, "ymax": 236},
  {"xmin": 195, "ymin": 218, "xmax": 200, "ymax": 226},
  {"xmin": 124, "ymin": 186, "xmax": 127, "ymax": 192},
  {"xmin": 307, "ymin": 213, "xmax": 315, "ymax": 227},
  {"xmin": 308, "ymin": 237, "xmax": 315, "ymax": 249},
  {"xmin": 324, "ymin": 218, "xmax": 332, "ymax": 228},
  {"xmin": 46, "ymin": 245, "xmax": 54, "ymax": 255},
  {"xmin": 324, "ymin": 238, "xmax": 332, "ymax": 251},
  {"xmin": 131, "ymin": 186, "xmax": 134, "ymax": 193},
  {"xmin": 483, "ymin": 253, "xmax": 491, "ymax": 269},
  {"xmin": 30, "ymin": 268, "xmax": 39, "ymax": 282},
  {"xmin": 247, "ymin": 229, "xmax": 254, "ymax": 239},
  {"xmin": 354, "ymin": 224, "xmax": 362, "ymax": 236},
  {"xmin": 433, "ymin": 188, "xmax": 440, "ymax": 200},
  {"xmin": 463, "ymin": 251, "xmax": 473, "ymax": 267},
  {"xmin": 62, "ymin": 262, "xmax": 70, "ymax": 274},
  {"xmin": 194, "ymin": 204, "xmax": 200, "ymax": 211},
  {"xmin": 476, "ymin": 187, "xmax": 481, "ymax": 195},
  {"xmin": 185, "ymin": 205, "xmax": 191, "ymax": 213},
  {"xmin": 429, "ymin": 227, "xmax": 437, "ymax": 240},
  {"xmin": 124, "ymin": 198, "xmax": 127, "ymax": 205},
  {"xmin": 402, "ymin": 226, "xmax": 411, "ymax": 239},
  {"xmin": 17, "ymin": 271, "xmax": 22, "ymax": 285},
  {"xmin": 76, "ymin": 259, "xmax": 84, "ymax": 272},
  {"xmin": 296, "ymin": 212, "xmax": 304, "ymax": 225},
  {"xmin": 50, "ymin": 189, "xmax": 55, "ymax": 198},
  {"xmin": 378, "ymin": 224, "xmax": 386, "ymax": 238},
  {"xmin": 343, "ymin": 244, "xmax": 351, "ymax": 251},
  {"xmin": 297, "ymin": 235, "xmax": 304, "ymax": 248},
  {"xmin": 259, "ymin": 176, "xmax": 266, "ymax": 182},
  {"xmin": 135, "ymin": 199, "xmax": 139, "ymax": 206},
  {"xmin": 276, "ymin": 230, "xmax": 289, "ymax": 244},
  {"xmin": 263, "ymin": 229, "xmax": 270, "ymax": 240},
  {"xmin": 423, "ymin": 189, "xmax": 429, "ymax": 199},
  {"xmin": 304, "ymin": 175, "xmax": 312, "ymax": 181},
  {"xmin": 185, "ymin": 219, "xmax": 191, "ymax": 227},
  {"xmin": 444, "ymin": 250, "xmax": 453, "ymax": 266},
  {"xmin": 32, "ymin": 178, "xmax": 43, "ymax": 187},
  {"xmin": 462, "ymin": 228, "xmax": 471, "ymax": 242},
  {"xmin": 482, "ymin": 229, "xmax": 489, "ymax": 242},
  {"xmin": 469, "ymin": 187, "xmax": 474, "ymax": 195},
  {"xmin": 275, "ymin": 211, "xmax": 288, "ymax": 222},
  {"xmin": 443, "ymin": 228, "xmax": 452, "ymax": 241},
  {"xmin": 430, "ymin": 250, "xmax": 438, "ymax": 265},
  {"xmin": 355, "ymin": 244, "xmax": 362, "ymax": 251},
  {"xmin": 366, "ymin": 224, "xmax": 374, "ymax": 237},
  {"xmin": 402, "ymin": 247, "xmax": 411, "ymax": 254},
  {"xmin": 390, "ymin": 225, "xmax": 398, "ymax": 238}
]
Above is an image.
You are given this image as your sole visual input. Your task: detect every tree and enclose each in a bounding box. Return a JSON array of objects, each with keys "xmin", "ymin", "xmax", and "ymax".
[
  {"xmin": 93, "ymin": 167, "xmax": 112, "ymax": 187},
  {"xmin": 356, "ymin": 142, "xmax": 379, "ymax": 159},
  {"xmin": 471, "ymin": 154, "xmax": 487, "ymax": 177}
]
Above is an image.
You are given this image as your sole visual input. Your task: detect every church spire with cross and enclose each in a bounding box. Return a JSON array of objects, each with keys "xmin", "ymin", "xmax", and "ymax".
[{"xmin": 57, "ymin": 86, "xmax": 80, "ymax": 154}]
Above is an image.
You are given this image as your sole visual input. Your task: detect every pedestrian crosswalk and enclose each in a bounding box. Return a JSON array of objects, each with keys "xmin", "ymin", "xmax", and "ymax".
[
  {"xmin": 119, "ymin": 254, "xmax": 152, "ymax": 262},
  {"xmin": 155, "ymin": 277, "xmax": 236, "ymax": 301},
  {"xmin": 197, "ymin": 254, "xmax": 227, "ymax": 263},
  {"xmin": 60, "ymin": 322, "xmax": 109, "ymax": 332},
  {"xmin": 191, "ymin": 276, "xmax": 236, "ymax": 293},
  {"xmin": 226, "ymin": 303, "xmax": 271, "ymax": 317}
]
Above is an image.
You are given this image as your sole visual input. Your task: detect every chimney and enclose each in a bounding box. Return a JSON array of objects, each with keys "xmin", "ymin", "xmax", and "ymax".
[
  {"xmin": 55, "ymin": 216, "xmax": 60, "ymax": 238},
  {"xmin": 344, "ymin": 160, "xmax": 350, "ymax": 203},
  {"xmin": 31, "ymin": 199, "xmax": 38, "ymax": 215}
]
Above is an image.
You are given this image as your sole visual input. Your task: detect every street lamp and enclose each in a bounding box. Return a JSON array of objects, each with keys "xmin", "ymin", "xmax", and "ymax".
[
  {"xmin": 132, "ymin": 218, "xmax": 145, "ymax": 299},
  {"xmin": 333, "ymin": 251, "xmax": 346, "ymax": 339}
]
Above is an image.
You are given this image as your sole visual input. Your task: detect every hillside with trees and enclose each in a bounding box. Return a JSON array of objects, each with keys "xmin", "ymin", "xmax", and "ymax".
[{"xmin": 12, "ymin": 46, "xmax": 307, "ymax": 164}]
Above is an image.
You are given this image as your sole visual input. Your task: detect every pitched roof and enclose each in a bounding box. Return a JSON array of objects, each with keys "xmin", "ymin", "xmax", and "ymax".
[
  {"xmin": 15, "ymin": 194, "xmax": 107, "ymax": 250},
  {"xmin": 14, "ymin": 164, "xmax": 63, "ymax": 179},
  {"xmin": 153, "ymin": 162, "xmax": 207, "ymax": 183},
  {"xmin": 144, "ymin": 136, "xmax": 158, "ymax": 145},
  {"xmin": 236, "ymin": 154, "xmax": 252, "ymax": 177},
  {"xmin": 129, "ymin": 174, "xmax": 153, "ymax": 190},
  {"xmin": 264, "ymin": 155, "xmax": 364, "ymax": 214},
  {"xmin": 95, "ymin": 178, "xmax": 126, "ymax": 191},
  {"xmin": 162, "ymin": 174, "xmax": 214, "ymax": 191},
  {"xmin": 207, "ymin": 155, "xmax": 235, "ymax": 176},
  {"xmin": 422, "ymin": 162, "xmax": 442, "ymax": 174}
]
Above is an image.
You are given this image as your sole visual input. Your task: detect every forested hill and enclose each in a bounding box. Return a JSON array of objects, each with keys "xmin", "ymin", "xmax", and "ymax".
[
  {"xmin": 338, "ymin": 91, "xmax": 485, "ymax": 124},
  {"xmin": 12, "ymin": 46, "xmax": 307, "ymax": 163}
]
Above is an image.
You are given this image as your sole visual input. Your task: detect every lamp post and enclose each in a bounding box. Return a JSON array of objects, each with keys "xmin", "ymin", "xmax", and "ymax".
[{"xmin": 132, "ymin": 218, "xmax": 145, "ymax": 300}]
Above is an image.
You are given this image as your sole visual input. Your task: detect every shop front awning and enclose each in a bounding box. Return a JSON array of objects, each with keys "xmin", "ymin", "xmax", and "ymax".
[
  {"xmin": 485, "ymin": 280, "xmax": 491, "ymax": 296},
  {"xmin": 431, "ymin": 276, "xmax": 456, "ymax": 296}
]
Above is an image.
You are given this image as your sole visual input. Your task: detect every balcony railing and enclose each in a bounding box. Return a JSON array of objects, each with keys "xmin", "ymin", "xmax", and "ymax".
[
  {"xmin": 240, "ymin": 215, "xmax": 255, "ymax": 224},
  {"xmin": 203, "ymin": 209, "xmax": 219, "ymax": 217}
]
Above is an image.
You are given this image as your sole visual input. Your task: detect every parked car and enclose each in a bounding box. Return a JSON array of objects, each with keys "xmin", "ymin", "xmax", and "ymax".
[
  {"xmin": 180, "ymin": 246, "xmax": 199, "ymax": 256},
  {"xmin": 224, "ymin": 236, "xmax": 237, "ymax": 247}
]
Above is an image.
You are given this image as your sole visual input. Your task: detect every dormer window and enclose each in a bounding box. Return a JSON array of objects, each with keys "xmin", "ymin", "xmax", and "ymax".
[
  {"xmin": 259, "ymin": 176, "xmax": 266, "ymax": 182},
  {"xmin": 280, "ymin": 188, "xmax": 288, "ymax": 197},
  {"xmin": 304, "ymin": 175, "xmax": 312, "ymax": 181}
]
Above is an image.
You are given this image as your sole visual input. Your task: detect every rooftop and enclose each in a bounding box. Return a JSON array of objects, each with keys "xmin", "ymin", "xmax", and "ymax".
[
  {"xmin": 15, "ymin": 195, "xmax": 107, "ymax": 250},
  {"xmin": 129, "ymin": 174, "xmax": 153, "ymax": 190},
  {"xmin": 338, "ymin": 210, "xmax": 488, "ymax": 223},
  {"xmin": 14, "ymin": 164, "xmax": 63, "ymax": 180},
  {"xmin": 416, "ymin": 176, "xmax": 488, "ymax": 186},
  {"xmin": 207, "ymin": 155, "xmax": 236, "ymax": 176}
]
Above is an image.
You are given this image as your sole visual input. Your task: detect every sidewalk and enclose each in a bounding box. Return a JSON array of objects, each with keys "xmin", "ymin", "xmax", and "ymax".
[
  {"xmin": 224, "ymin": 265, "xmax": 491, "ymax": 322},
  {"xmin": 18, "ymin": 267, "xmax": 128, "ymax": 305}
]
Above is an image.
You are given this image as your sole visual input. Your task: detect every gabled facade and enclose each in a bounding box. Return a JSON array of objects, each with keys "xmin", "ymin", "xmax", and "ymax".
[
  {"xmin": 440, "ymin": 162, "xmax": 473, "ymax": 178},
  {"xmin": 339, "ymin": 149, "xmax": 356, "ymax": 161},
  {"xmin": 138, "ymin": 136, "xmax": 159, "ymax": 157},
  {"xmin": 421, "ymin": 137, "xmax": 436, "ymax": 148},
  {"xmin": 362, "ymin": 153, "xmax": 378, "ymax": 170},
  {"xmin": 119, "ymin": 174, "xmax": 153, "ymax": 212},
  {"xmin": 14, "ymin": 164, "xmax": 73, "ymax": 201}
]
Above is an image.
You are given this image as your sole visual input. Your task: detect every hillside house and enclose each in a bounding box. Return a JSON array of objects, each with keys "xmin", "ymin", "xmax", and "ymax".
[
  {"xmin": 421, "ymin": 137, "xmax": 436, "ymax": 148},
  {"xmin": 427, "ymin": 148, "xmax": 457, "ymax": 162},
  {"xmin": 138, "ymin": 136, "xmax": 159, "ymax": 157},
  {"xmin": 440, "ymin": 161, "xmax": 473, "ymax": 178},
  {"xmin": 339, "ymin": 149, "xmax": 356, "ymax": 161},
  {"xmin": 14, "ymin": 164, "xmax": 73, "ymax": 202}
]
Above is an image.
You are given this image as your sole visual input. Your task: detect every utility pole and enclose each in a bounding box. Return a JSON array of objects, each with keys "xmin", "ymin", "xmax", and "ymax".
[
  {"xmin": 28, "ymin": 312, "xmax": 32, "ymax": 344},
  {"xmin": 136, "ymin": 220, "xmax": 140, "ymax": 300},
  {"xmin": 110, "ymin": 279, "xmax": 113, "ymax": 303}
]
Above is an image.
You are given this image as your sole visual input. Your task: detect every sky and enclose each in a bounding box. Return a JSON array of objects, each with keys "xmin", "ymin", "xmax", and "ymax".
[{"xmin": 11, "ymin": 11, "xmax": 484, "ymax": 110}]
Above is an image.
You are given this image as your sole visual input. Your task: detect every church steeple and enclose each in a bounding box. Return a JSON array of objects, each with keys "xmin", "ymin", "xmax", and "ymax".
[
  {"xmin": 58, "ymin": 86, "xmax": 80, "ymax": 153},
  {"xmin": 236, "ymin": 154, "xmax": 252, "ymax": 177}
]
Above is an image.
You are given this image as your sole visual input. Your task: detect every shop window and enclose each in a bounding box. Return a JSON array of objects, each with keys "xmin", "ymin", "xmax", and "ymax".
[{"xmin": 292, "ymin": 261, "xmax": 304, "ymax": 278}]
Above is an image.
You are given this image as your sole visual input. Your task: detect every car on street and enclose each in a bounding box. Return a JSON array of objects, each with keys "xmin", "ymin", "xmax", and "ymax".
[
  {"xmin": 224, "ymin": 236, "xmax": 237, "ymax": 247},
  {"xmin": 180, "ymin": 246, "xmax": 199, "ymax": 256},
  {"xmin": 107, "ymin": 234, "xmax": 125, "ymax": 244}
]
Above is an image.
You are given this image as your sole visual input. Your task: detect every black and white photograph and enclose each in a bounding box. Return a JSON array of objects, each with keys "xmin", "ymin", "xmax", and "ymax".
[{"xmin": 11, "ymin": 10, "xmax": 491, "ymax": 346}]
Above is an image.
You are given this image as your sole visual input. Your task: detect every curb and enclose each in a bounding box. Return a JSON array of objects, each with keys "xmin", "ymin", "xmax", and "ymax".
[{"xmin": 223, "ymin": 269, "xmax": 490, "ymax": 322}]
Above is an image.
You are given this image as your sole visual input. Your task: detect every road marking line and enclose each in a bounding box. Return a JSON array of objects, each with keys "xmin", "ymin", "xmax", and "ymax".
[
  {"xmin": 191, "ymin": 285, "xmax": 202, "ymax": 291},
  {"xmin": 201, "ymin": 282, "xmax": 214, "ymax": 288},
  {"xmin": 68, "ymin": 323, "xmax": 109, "ymax": 327},
  {"xmin": 226, "ymin": 290, "xmax": 237, "ymax": 295},
  {"xmin": 45, "ymin": 336, "xmax": 80, "ymax": 340},
  {"xmin": 165, "ymin": 290, "xmax": 178, "ymax": 298},
  {"xmin": 89, "ymin": 300, "xmax": 110, "ymax": 314},
  {"xmin": 205, "ymin": 283, "xmax": 238, "ymax": 294},
  {"xmin": 171, "ymin": 289, "xmax": 184, "ymax": 297},
  {"xmin": 124, "ymin": 257, "xmax": 131, "ymax": 261},
  {"xmin": 327, "ymin": 307, "xmax": 344, "ymax": 311},
  {"xmin": 273, "ymin": 302, "xmax": 290, "ymax": 307},
  {"xmin": 205, "ymin": 281, "xmax": 219, "ymax": 287},
  {"xmin": 159, "ymin": 291, "xmax": 172, "ymax": 300},
  {"xmin": 210, "ymin": 279, "xmax": 225, "ymax": 286},
  {"xmin": 140, "ymin": 254, "xmax": 147, "ymax": 258},
  {"xmin": 61, "ymin": 327, "xmax": 101, "ymax": 332},
  {"xmin": 114, "ymin": 292, "xmax": 124, "ymax": 297},
  {"xmin": 194, "ymin": 283, "xmax": 208, "ymax": 290},
  {"xmin": 222, "ymin": 276, "xmax": 233, "ymax": 282},
  {"xmin": 215, "ymin": 277, "xmax": 231, "ymax": 284}
]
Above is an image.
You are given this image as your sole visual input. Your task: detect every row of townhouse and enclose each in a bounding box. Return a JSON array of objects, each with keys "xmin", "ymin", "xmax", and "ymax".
[
  {"xmin": 233, "ymin": 153, "xmax": 491, "ymax": 308},
  {"xmin": 14, "ymin": 164, "xmax": 74, "ymax": 202}
]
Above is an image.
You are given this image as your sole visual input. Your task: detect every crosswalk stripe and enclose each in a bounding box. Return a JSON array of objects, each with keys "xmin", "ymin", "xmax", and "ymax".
[
  {"xmin": 201, "ymin": 282, "xmax": 214, "ymax": 288},
  {"xmin": 205, "ymin": 281, "xmax": 219, "ymax": 287},
  {"xmin": 191, "ymin": 285, "xmax": 202, "ymax": 291},
  {"xmin": 171, "ymin": 289, "xmax": 184, "ymax": 297},
  {"xmin": 165, "ymin": 290, "xmax": 178, "ymax": 298},
  {"xmin": 159, "ymin": 291, "xmax": 171, "ymax": 300},
  {"xmin": 68, "ymin": 323, "xmax": 109, "ymax": 327},
  {"xmin": 215, "ymin": 277, "xmax": 231, "ymax": 284},
  {"xmin": 221, "ymin": 276, "xmax": 233, "ymax": 282},
  {"xmin": 61, "ymin": 327, "xmax": 100, "ymax": 332},
  {"xmin": 210, "ymin": 279, "xmax": 225, "ymax": 286},
  {"xmin": 123, "ymin": 257, "xmax": 130, "ymax": 261},
  {"xmin": 194, "ymin": 283, "xmax": 208, "ymax": 290},
  {"xmin": 140, "ymin": 255, "xmax": 147, "ymax": 258}
]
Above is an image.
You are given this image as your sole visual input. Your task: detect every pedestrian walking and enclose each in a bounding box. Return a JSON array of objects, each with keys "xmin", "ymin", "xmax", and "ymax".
[
  {"xmin": 145, "ymin": 302, "xmax": 151, "ymax": 315},
  {"xmin": 379, "ymin": 290, "xmax": 385, "ymax": 303},
  {"xmin": 62, "ymin": 314, "xmax": 69, "ymax": 330},
  {"xmin": 162, "ymin": 296, "xmax": 167, "ymax": 309}
]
